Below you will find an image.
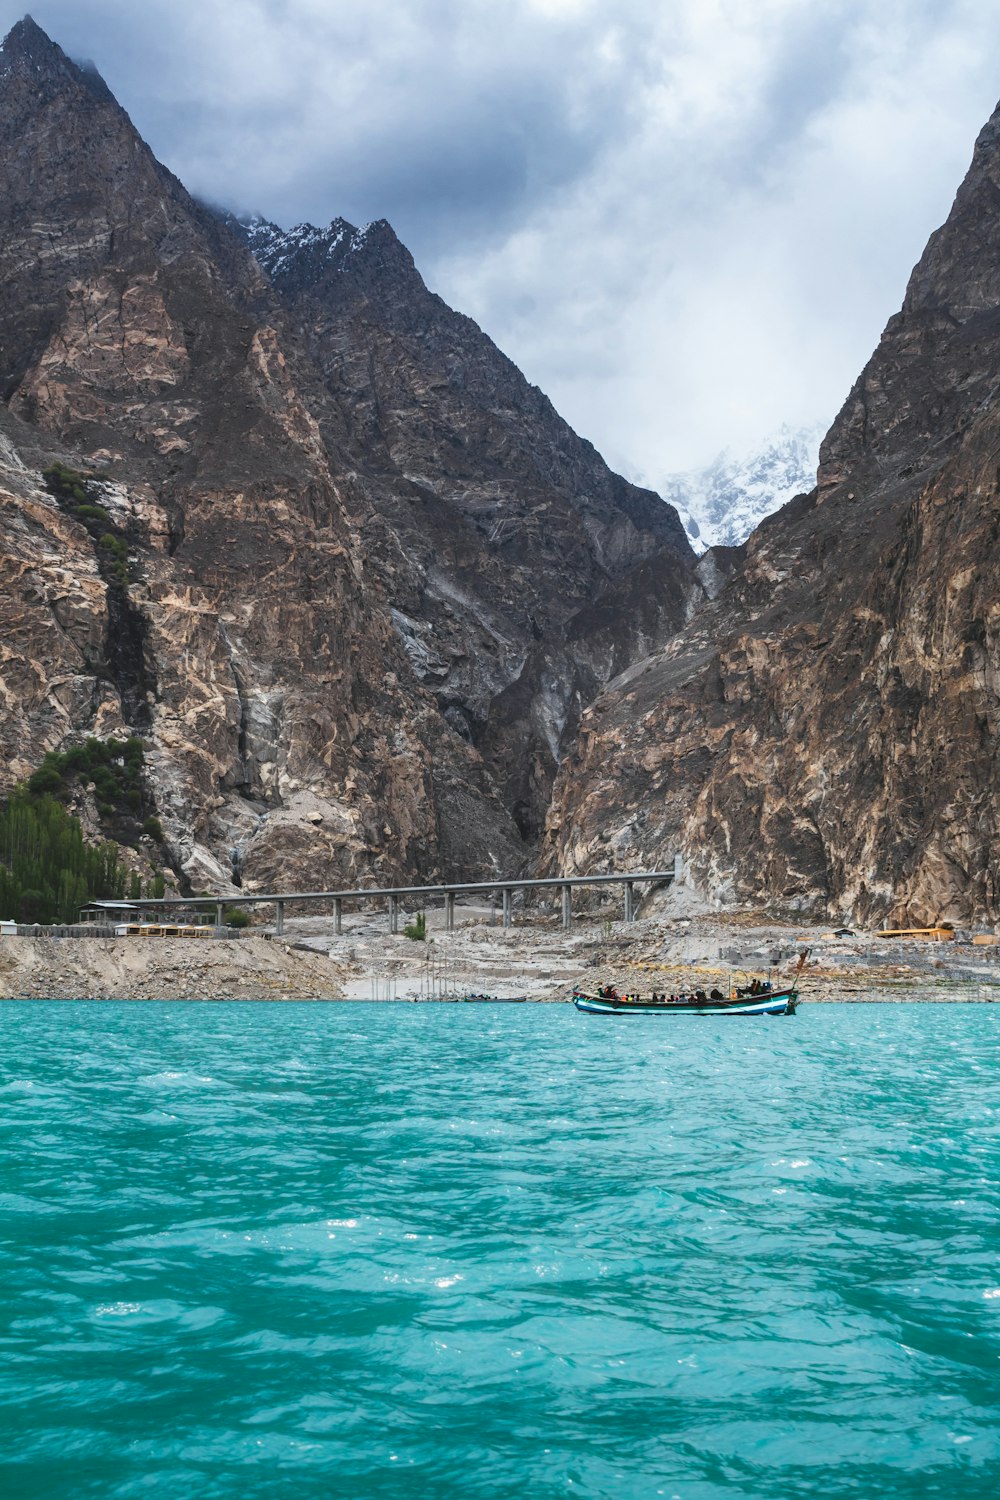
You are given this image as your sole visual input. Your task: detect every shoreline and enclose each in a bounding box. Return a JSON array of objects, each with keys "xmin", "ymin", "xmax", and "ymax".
[
  {"xmin": 2, "ymin": 995, "xmax": 992, "ymax": 1004},
  {"xmin": 3, "ymin": 902, "xmax": 1000, "ymax": 1002}
]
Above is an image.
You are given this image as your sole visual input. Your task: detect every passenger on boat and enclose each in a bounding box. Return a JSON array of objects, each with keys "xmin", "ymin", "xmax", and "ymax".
[{"xmin": 709, "ymin": 987, "xmax": 725, "ymax": 1000}]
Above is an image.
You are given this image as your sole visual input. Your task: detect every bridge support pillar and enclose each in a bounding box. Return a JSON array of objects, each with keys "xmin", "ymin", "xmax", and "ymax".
[
  {"xmin": 673, "ymin": 852, "xmax": 683, "ymax": 883},
  {"xmin": 389, "ymin": 895, "xmax": 399, "ymax": 935},
  {"xmin": 502, "ymin": 888, "xmax": 512, "ymax": 929},
  {"xmin": 561, "ymin": 884, "xmax": 572, "ymax": 929},
  {"xmin": 445, "ymin": 892, "xmax": 455, "ymax": 932},
  {"xmin": 334, "ymin": 898, "xmax": 342, "ymax": 935},
  {"xmin": 215, "ymin": 900, "xmax": 224, "ymax": 930},
  {"xmin": 275, "ymin": 900, "xmax": 284, "ymax": 936},
  {"xmin": 624, "ymin": 883, "xmax": 635, "ymax": 923}
]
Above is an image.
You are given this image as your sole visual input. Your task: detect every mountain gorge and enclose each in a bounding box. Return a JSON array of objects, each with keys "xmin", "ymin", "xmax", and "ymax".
[
  {"xmin": 0, "ymin": 16, "xmax": 694, "ymax": 896},
  {"xmin": 6, "ymin": 15, "xmax": 1000, "ymax": 926}
]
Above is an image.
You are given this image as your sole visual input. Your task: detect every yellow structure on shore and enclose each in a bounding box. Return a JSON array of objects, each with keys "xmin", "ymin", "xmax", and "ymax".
[
  {"xmin": 876, "ymin": 927, "xmax": 956, "ymax": 942},
  {"xmin": 113, "ymin": 923, "xmax": 216, "ymax": 938}
]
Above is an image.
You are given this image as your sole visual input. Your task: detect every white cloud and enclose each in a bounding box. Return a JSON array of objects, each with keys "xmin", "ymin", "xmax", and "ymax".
[
  {"xmin": 6, "ymin": 0, "xmax": 1000, "ymax": 478},
  {"xmin": 432, "ymin": 0, "xmax": 1000, "ymax": 472}
]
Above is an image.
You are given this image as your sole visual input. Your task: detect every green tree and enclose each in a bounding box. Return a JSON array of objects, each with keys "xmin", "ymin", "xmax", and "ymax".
[
  {"xmin": 403, "ymin": 911, "xmax": 427, "ymax": 941},
  {"xmin": 0, "ymin": 791, "xmax": 132, "ymax": 924}
]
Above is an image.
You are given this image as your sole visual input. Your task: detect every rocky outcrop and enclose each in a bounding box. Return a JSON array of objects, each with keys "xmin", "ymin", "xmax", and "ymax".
[{"xmin": 544, "ymin": 96, "xmax": 1000, "ymax": 926}]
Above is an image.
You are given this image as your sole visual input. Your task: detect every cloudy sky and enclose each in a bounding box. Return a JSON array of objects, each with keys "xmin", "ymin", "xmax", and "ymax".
[{"xmin": 6, "ymin": 1, "xmax": 1000, "ymax": 482}]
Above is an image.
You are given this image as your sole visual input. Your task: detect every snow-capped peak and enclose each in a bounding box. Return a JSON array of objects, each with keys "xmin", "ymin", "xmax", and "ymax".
[
  {"xmin": 238, "ymin": 215, "xmax": 384, "ymax": 281},
  {"xmin": 660, "ymin": 423, "xmax": 824, "ymax": 551}
]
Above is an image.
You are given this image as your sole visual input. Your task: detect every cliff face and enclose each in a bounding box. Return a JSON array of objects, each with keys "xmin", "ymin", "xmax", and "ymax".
[
  {"xmin": 0, "ymin": 18, "xmax": 693, "ymax": 893},
  {"xmin": 0, "ymin": 18, "xmax": 521, "ymax": 892},
  {"xmin": 544, "ymin": 99, "xmax": 1000, "ymax": 925},
  {"xmin": 240, "ymin": 215, "xmax": 695, "ymax": 837}
]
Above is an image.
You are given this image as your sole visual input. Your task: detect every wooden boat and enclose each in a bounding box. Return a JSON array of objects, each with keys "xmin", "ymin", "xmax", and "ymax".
[
  {"xmin": 573, "ymin": 988, "xmax": 797, "ymax": 1016},
  {"xmin": 460, "ymin": 992, "xmax": 528, "ymax": 1003}
]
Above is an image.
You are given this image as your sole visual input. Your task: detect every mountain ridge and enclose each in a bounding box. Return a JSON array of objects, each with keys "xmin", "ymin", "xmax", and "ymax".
[
  {"xmin": 0, "ymin": 15, "xmax": 518, "ymax": 892},
  {"xmin": 0, "ymin": 16, "xmax": 696, "ymax": 896},
  {"xmin": 10, "ymin": 14, "xmax": 996, "ymax": 924}
]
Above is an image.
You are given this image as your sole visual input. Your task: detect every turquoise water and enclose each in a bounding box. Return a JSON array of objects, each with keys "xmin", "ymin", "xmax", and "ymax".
[{"xmin": 0, "ymin": 1003, "xmax": 997, "ymax": 1500}]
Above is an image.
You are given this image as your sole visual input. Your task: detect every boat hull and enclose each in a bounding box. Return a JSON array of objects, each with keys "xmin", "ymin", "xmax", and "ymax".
[
  {"xmin": 460, "ymin": 995, "xmax": 527, "ymax": 1003},
  {"xmin": 573, "ymin": 990, "xmax": 797, "ymax": 1016}
]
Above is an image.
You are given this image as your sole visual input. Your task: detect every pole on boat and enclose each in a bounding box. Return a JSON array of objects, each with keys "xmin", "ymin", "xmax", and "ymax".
[
  {"xmin": 334, "ymin": 897, "xmax": 343, "ymax": 935},
  {"xmin": 445, "ymin": 892, "xmax": 455, "ymax": 932},
  {"xmin": 561, "ymin": 884, "xmax": 572, "ymax": 929},
  {"xmin": 502, "ymin": 887, "xmax": 512, "ymax": 929},
  {"xmin": 389, "ymin": 895, "xmax": 399, "ymax": 935}
]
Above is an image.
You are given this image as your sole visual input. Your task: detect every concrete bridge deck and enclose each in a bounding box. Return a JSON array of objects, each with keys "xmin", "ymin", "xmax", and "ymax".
[{"xmin": 83, "ymin": 860, "xmax": 682, "ymax": 935}]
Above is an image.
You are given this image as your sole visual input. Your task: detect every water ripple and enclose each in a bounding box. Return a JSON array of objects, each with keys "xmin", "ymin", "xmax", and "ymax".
[{"xmin": 0, "ymin": 1001, "xmax": 997, "ymax": 1499}]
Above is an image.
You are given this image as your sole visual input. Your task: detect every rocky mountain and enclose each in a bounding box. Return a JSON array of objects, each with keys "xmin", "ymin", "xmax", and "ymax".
[
  {"xmin": 0, "ymin": 17, "xmax": 694, "ymax": 894},
  {"xmin": 661, "ymin": 424, "xmax": 824, "ymax": 551},
  {"xmin": 543, "ymin": 94, "xmax": 1000, "ymax": 926},
  {"xmin": 0, "ymin": 16, "xmax": 468, "ymax": 894},
  {"xmin": 234, "ymin": 213, "xmax": 695, "ymax": 839}
]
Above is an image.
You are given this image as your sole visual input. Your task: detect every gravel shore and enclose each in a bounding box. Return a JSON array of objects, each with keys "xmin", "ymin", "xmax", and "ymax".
[{"xmin": 0, "ymin": 935, "xmax": 346, "ymax": 1001}]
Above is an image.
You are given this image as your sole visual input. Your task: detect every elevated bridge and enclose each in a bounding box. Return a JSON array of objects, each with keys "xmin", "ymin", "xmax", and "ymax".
[{"xmin": 82, "ymin": 859, "xmax": 683, "ymax": 936}]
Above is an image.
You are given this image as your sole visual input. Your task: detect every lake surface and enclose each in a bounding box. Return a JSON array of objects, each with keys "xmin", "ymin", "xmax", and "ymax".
[{"xmin": 0, "ymin": 1002, "xmax": 997, "ymax": 1499}]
